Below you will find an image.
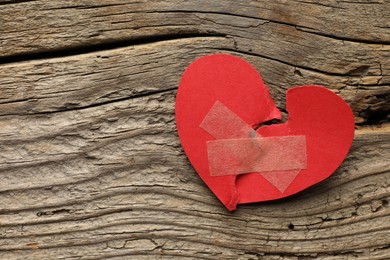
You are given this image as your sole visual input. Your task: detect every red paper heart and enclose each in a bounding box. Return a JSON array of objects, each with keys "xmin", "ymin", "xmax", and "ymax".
[{"xmin": 175, "ymin": 54, "xmax": 355, "ymax": 211}]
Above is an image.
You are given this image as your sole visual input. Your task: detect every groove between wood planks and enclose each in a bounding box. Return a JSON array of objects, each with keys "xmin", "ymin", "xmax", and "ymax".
[
  {"xmin": 0, "ymin": 12, "xmax": 389, "ymax": 65},
  {"xmin": 0, "ymin": 34, "xmax": 226, "ymax": 65}
]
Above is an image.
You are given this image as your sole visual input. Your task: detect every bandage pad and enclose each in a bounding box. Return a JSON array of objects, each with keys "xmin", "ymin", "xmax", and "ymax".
[{"xmin": 201, "ymin": 101, "xmax": 307, "ymax": 193}]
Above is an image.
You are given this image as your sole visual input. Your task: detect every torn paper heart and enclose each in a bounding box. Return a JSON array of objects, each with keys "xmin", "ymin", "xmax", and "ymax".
[{"xmin": 175, "ymin": 54, "xmax": 355, "ymax": 211}]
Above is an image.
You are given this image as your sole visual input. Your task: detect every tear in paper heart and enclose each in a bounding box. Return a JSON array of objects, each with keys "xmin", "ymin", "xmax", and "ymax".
[{"xmin": 175, "ymin": 54, "xmax": 355, "ymax": 211}]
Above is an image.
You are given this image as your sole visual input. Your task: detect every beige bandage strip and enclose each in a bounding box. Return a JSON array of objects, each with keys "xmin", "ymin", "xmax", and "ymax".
[{"xmin": 206, "ymin": 136, "xmax": 307, "ymax": 176}]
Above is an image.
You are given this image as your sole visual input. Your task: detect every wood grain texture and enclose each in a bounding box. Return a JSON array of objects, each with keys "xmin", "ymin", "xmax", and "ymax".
[{"xmin": 0, "ymin": 1, "xmax": 389, "ymax": 259}]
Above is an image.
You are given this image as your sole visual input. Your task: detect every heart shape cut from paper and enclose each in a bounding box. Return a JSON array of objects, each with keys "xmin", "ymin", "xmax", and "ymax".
[{"xmin": 175, "ymin": 54, "xmax": 354, "ymax": 211}]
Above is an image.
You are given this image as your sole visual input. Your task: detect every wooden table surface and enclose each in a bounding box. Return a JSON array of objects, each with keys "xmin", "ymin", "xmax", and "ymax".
[{"xmin": 0, "ymin": 1, "xmax": 389, "ymax": 259}]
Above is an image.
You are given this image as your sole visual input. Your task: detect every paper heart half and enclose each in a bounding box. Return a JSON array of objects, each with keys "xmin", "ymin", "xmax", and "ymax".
[{"xmin": 175, "ymin": 54, "xmax": 355, "ymax": 211}]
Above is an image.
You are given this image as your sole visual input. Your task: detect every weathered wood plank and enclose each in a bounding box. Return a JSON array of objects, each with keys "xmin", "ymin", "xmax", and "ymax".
[
  {"xmin": 0, "ymin": 37, "xmax": 388, "ymax": 125},
  {"xmin": 1, "ymin": 0, "xmax": 389, "ymax": 58},
  {"xmin": 1, "ymin": 0, "xmax": 389, "ymax": 85},
  {"xmin": 0, "ymin": 88, "xmax": 388, "ymax": 258},
  {"xmin": 0, "ymin": 0, "xmax": 389, "ymax": 259}
]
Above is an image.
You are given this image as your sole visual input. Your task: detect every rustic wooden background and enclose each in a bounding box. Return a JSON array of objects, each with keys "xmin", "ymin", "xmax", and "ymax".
[{"xmin": 0, "ymin": 1, "xmax": 389, "ymax": 259}]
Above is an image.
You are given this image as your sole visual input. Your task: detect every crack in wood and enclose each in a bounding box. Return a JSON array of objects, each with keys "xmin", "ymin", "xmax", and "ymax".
[{"xmin": 0, "ymin": 33, "xmax": 226, "ymax": 65}]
